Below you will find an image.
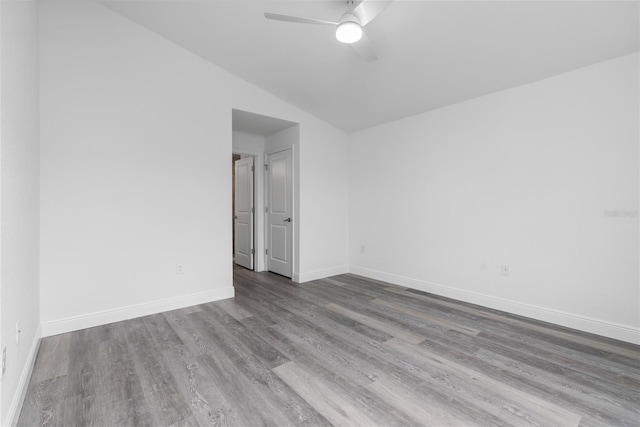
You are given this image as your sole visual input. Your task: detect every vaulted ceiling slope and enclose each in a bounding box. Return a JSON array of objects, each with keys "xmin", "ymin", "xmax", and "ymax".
[{"xmin": 99, "ymin": 0, "xmax": 639, "ymax": 133}]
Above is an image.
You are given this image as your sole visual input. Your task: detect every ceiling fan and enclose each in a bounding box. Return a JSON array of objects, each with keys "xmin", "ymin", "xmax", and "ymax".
[{"xmin": 264, "ymin": 0, "xmax": 393, "ymax": 62}]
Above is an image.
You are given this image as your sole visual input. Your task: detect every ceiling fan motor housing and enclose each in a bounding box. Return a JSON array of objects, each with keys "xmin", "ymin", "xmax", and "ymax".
[{"xmin": 339, "ymin": 12, "xmax": 360, "ymax": 25}]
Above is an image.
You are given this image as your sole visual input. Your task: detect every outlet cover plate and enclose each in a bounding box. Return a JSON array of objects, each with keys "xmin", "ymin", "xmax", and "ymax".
[{"xmin": 501, "ymin": 264, "xmax": 510, "ymax": 276}]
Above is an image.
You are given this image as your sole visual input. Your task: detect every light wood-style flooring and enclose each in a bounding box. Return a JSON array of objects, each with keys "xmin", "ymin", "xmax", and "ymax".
[{"xmin": 18, "ymin": 266, "xmax": 640, "ymax": 426}]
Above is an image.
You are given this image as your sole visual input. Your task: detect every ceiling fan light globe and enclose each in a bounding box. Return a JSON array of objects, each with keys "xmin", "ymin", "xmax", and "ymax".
[{"xmin": 336, "ymin": 21, "xmax": 362, "ymax": 44}]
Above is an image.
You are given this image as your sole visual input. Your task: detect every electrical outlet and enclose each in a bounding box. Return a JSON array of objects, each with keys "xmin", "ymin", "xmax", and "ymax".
[
  {"xmin": 2, "ymin": 346, "xmax": 6, "ymax": 378},
  {"xmin": 16, "ymin": 321, "xmax": 21, "ymax": 344},
  {"xmin": 501, "ymin": 264, "xmax": 510, "ymax": 277},
  {"xmin": 176, "ymin": 264, "xmax": 184, "ymax": 275}
]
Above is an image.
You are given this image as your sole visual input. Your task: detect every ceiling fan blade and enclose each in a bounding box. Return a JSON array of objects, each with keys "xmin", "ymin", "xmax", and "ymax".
[
  {"xmin": 351, "ymin": 31, "xmax": 377, "ymax": 62},
  {"xmin": 264, "ymin": 13, "xmax": 337, "ymax": 26},
  {"xmin": 352, "ymin": 0, "xmax": 394, "ymax": 27}
]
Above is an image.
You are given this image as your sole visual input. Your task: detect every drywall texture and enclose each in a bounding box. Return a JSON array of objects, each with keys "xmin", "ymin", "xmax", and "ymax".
[
  {"xmin": 1, "ymin": 0, "xmax": 40, "ymax": 423},
  {"xmin": 349, "ymin": 53, "xmax": 639, "ymax": 343},
  {"xmin": 39, "ymin": 0, "xmax": 348, "ymax": 333}
]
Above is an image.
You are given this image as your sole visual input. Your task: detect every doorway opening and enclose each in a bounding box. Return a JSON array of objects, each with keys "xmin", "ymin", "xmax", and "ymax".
[{"xmin": 232, "ymin": 109, "xmax": 299, "ymax": 279}]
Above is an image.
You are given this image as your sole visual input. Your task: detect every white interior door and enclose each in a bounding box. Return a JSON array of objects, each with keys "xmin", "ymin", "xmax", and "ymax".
[
  {"xmin": 267, "ymin": 149, "xmax": 293, "ymax": 278},
  {"xmin": 234, "ymin": 156, "xmax": 254, "ymax": 269}
]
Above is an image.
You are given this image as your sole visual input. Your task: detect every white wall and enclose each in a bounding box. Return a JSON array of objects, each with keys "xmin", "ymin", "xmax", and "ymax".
[
  {"xmin": 296, "ymin": 124, "xmax": 350, "ymax": 281},
  {"xmin": 266, "ymin": 126, "xmax": 298, "ymax": 154},
  {"xmin": 39, "ymin": 0, "xmax": 349, "ymax": 335},
  {"xmin": 1, "ymin": 0, "xmax": 41, "ymax": 424},
  {"xmin": 349, "ymin": 53, "xmax": 639, "ymax": 344},
  {"xmin": 233, "ymin": 131, "xmax": 265, "ymax": 154}
]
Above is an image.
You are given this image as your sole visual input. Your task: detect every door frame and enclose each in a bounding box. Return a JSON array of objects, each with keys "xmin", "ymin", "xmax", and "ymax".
[{"xmin": 232, "ymin": 146, "xmax": 296, "ymax": 275}]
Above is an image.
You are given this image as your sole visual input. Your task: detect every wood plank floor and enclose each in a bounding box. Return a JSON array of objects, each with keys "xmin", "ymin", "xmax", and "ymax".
[{"xmin": 18, "ymin": 266, "xmax": 640, "ymax": 426}]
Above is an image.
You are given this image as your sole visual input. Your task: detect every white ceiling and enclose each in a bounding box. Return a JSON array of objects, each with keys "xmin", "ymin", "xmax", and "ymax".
[{"xmin": 100, "ymin": 0, "xmax": 639, "ymax": 133}]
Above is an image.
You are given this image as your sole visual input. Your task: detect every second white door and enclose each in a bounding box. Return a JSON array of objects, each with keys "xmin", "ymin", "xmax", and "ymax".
[
  {"xmin": 234, "ymin": 156, "xmax": 254, "ymax": 270},
  {"xmin": 266, "ymin": 149, "xmax": 293, "ymax": 278}
]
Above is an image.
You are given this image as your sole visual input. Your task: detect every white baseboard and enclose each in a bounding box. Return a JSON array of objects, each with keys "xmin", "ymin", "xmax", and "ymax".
[
  {"xmin": 41, "ymin": 287, "xmax": 235, "ymax": 337},
  {"xmin": 295, "ymin": 265, "xmax": 349, "ymax": 283},
  {"xmin": 6, "ymin": 324, "xmax": 41, "ymax": 427},
  {"xmin": 349, "ymin": 266, "xmax": 640, "ymax": 345}
]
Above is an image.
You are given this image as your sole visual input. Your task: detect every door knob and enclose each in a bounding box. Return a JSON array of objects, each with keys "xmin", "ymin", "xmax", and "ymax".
[{"xmin": 283, "ymin": 217, "xmax": 291, "ymax": 223}]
